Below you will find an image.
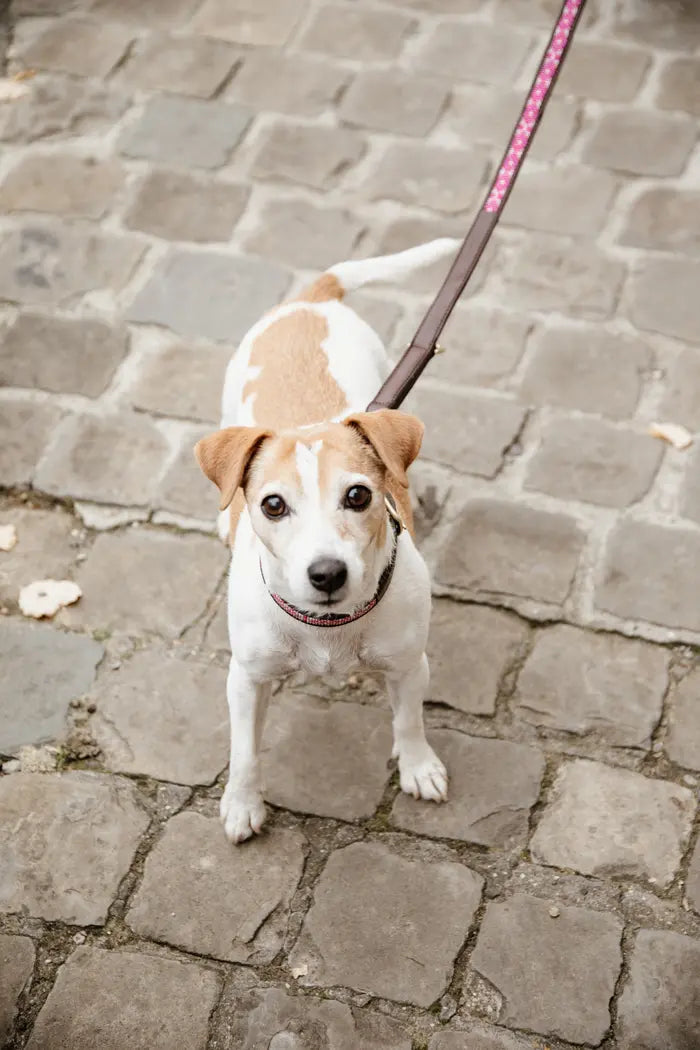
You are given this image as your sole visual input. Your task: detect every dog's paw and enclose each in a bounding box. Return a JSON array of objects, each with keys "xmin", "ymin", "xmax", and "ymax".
[
  {"xmin": 398, "ymin": 745, "xmax": 448, "ymax": 803},
  {"xmin": 220, "ymin": 782, "xmax": 266, "ymax": 843}
]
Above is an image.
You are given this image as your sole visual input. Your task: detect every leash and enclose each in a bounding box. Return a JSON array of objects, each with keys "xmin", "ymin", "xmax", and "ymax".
[{"xmin": 367, "ymin": 0, "xmax": 586, "ymax": 413}]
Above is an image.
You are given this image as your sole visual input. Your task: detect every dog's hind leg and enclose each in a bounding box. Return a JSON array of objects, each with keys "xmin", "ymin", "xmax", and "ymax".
[
  {"xmin": 386, "ymin": 653, "xmax": 448, "ymax": 803},
  {"xmin": 220, "ymin": 657, "xmax": 271, "ymax": 843}
]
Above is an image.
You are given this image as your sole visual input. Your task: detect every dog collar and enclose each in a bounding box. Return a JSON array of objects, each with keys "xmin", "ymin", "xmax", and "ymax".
[{"xmin": 260, "ymin": 495, "xmax": 404, "ymax": 628}]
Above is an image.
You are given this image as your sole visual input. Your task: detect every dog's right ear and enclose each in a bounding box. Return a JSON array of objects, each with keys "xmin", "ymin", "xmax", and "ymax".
[{"xmin": 194, "ymin": 427, "xmax": 271, "ymax": 511}]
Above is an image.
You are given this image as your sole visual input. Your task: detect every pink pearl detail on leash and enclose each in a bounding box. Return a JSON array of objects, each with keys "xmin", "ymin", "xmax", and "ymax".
[{"xmin": 484, "ymin": 0, "xmax": 583, "ymax": 213}]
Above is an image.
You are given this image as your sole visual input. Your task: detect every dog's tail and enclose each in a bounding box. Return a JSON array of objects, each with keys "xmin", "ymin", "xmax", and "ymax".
[{"xmin": 298, "ymin": 238, "xmax": 461, "ymax": 303}]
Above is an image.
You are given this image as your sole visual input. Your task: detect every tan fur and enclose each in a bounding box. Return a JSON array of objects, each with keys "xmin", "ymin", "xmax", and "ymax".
[
  {"xmin": 194, "ymin": 426, "xmax": 271, "ymax": 511},
  {"xmin": 242, "ymin": 311, "xmax": 348, "ymax": 430},
  {"xmin": 297, "ymin": 273, "xmax": 344, "ymax": 303}
]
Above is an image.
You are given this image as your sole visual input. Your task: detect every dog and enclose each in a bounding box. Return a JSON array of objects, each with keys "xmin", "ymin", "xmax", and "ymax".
[{"xmin": 195, "ymin": 238, "xmax": 459, "ymax": 843}]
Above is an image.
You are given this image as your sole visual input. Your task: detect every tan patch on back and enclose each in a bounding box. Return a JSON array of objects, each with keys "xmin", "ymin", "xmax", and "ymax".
[
  {"xmin": 297, "ymin": 273, "xmax": 344, "ymax": 303},
  {"xmin": 242, "ymin": 311, "xmax": 348, "ymax": 430}
]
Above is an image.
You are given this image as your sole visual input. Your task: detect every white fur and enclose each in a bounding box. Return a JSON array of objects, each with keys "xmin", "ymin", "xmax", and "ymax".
[{"xmin": 215, "ymin": 241, "xmax": 451, "ymax": 842}]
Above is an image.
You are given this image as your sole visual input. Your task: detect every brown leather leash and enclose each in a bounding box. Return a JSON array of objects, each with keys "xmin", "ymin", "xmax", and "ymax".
[{"xmin": 367, "ymin": 0, "xmax": 587, "ymax": 413}]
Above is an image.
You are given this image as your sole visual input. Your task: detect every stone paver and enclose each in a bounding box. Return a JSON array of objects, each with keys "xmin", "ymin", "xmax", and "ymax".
[
  {"xmin": 91, "ymin": 650, "xmax": 228, "ymax": 785},
  {"xmin": 584, "ymin": 110, "xmax": 697, "ymax": 176},
  {"xmin": 124, "ymin": 171, "xmax": 249, "ymax": 243},
  {"xmin": 471, "ymin": 894, "xmax": 622, "ymax": 1044},
  {"xmin": 290, "ymin": 841, "xmax": 483, "ymax": 1006},
  {"xmin": 515, "ymin": 625, "xmax": 668, "ymax": 747},
  {"xmin": 436, "ymin": 499, "xmax": 585, "ymax": 605},
  {"xmin": 391, "ymin": 731, "xmax": 544, "ymax": 847},
  {"xmin": 0, "ymin": 400, "xmax": 63, "ymax": 487},
  {"xmin": 518, "ymin": 326, "xmax": 650, "ymax": 419},
  {"xmin": 128, "ymin": 342, "xmax": 229, "ymax": 424},
  {"xmin": 61, "ymin": 528, "xmax": 225, "ymax": 637},
  {"xmin": 666, "ymin": 668, "xmax": 700, "ymax": 771},
  {"xmin": 524, "ymin": 417, "xmax": 662, "ymax": 508},
  {"xmin": 126, "ymin": 248, "xmax": 290, "ymax": 343},
  {"xmin": 22, "ymin": 16, "xmax": 134, "ymax": 77},
  {"xmin": 25, "ymin": 947, "xmax": 220, "ymax": 1050},
  {"xmin": 0, "ymin": 772, "xmax": 148, "ymax": 923},
  {"xmin": 620, "ymin": 188, "xmax": 700, "ymax": 256},
  {"xmin": 0, "ymin": 154, "xmax": 124, "ymax": 219},
  {"xmin": 119, "ymin": 33, "xmax": 239, "ymax": 98},
  {"xmin": 596, "ymin": 519, "xmax": 700, "ymax": 633},
  {"xmin": 3, "ymin": 0, "xmax": 700, "ymax": 1042},
  {"xmin": 127, "ymin": 813, "xmax": 304, "ymax": 962},
  {"xmin": 427, "ymin": 600, "xmax": 528, "ymax": 715},
  {"xmin": 406, "ymin": 387, "xmax": 525, "ymax": 478},
  {"xmin": 261, "ymin": 693, "xmax": 392, "ymax": 820},
  {"xmin": 220, "ymin": 986, "xmax": 411, "ymax": 1050},
  {"xmin": 531, "ymin": 759, "xmax": 695, "ymax": 887},
  {"xmin": 617, "ymin": 929, "xmax": 700, "ymax": 1050},
  {"xmin": 0, "ymin": 619, "xmax": 102, "ymax": 753},
  {"xmin": 119, "ymin": 96, "xmax": 250, "ymax": 169},
  {"xmin": 0, "ymin": 934, "xmax": 34, "ymax": 1044},
  {"xmin": 0, "ymin": 223, "xmax": 143, "ymax": 306},
  {"xmin": 35, "ymin": 413, "xmax": 170, "ymax": 506},
  {"xmin": 0, "ymin": 313, "xmax": 128, "ymax": 397}
]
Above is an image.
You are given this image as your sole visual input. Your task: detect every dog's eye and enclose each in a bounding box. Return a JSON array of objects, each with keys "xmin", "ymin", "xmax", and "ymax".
[
  {"xmin": 261, "ymin": 494, "xmax": 288, "ymax": 520},
  {"xmin": 344, "ymin": 485, "xmax": 372, "ymax": 511}
]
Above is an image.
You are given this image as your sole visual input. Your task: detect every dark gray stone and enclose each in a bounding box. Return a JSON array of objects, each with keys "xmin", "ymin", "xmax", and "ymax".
[
  {"xmin": 124, "ymin": 171, "xmax": 249, "ymax": 243},
  {"xmin": 471, "ymin": 894, "xmax": 622, "ymax": 1044},
  {"xmin": 0, "ymin": 772, "xmax": 148, "ymax": 923},
  {"xmin": 515, "ymin": 625, "xmax": 668, "ymax": 747},
  {"xmin": 119, "ymin": 96, "xmax": 250, "ymax": 169},
  {"xmin": 219, "ymin": 986, "xmax": 411, "ymax": 1050},
  {"xmin": 0, "ymin": 619, "xmax": 102, "ymax": 753},
  {"xmin": 261, "ymin": 692, "xmax": 392, "ymax": 820},
  {"xmin": 126, "ymin": 249, "xmax": 290, "ymax": 343},
  {"xmin": 617, "ymin": 929, "xmax": 700, "ymax": 1050},
  {"xmin": 25, "ymin": 947, "xmax": 220, "ymax": 1050},
  {"xmin": 290, "ymin": 841, "xmax": 483, "ymax": 1006},
  {"xmin": 436, "ymin": 499, "xmax": 585, "ymax": 606},
  {"xmin": 0, "ymin": 399, "xmax": 62, "ymax": 487},
  {"xmin": 0, "ymin": 313, "xmax": 128, "ymax": 397},
  {"xmin": 666, "ymin": 668, "xmax": 700, "ymax": 771},
  {"xmin": 92, "ymin": 650, "xmax": 228, "ymax": 785},
  {"xmin": 391, "ymin": 731, "xmax": 544, "ymax": 847},
  {"xmin": 0, "ymin": 934, "xmax": 34, "ymax": 1045},
  {"xmin": 530, "ymin": 759, "xmax": 695, "ymax": 887},
  {"xmin": 127, "ymin": 813, "xmax": 305, "ymax": 963},
  {"xmin": 428, "ymin": 600, "xmax": 529, "ymax": 715}
]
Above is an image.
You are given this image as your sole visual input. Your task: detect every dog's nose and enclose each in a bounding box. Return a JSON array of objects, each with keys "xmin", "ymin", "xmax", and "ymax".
[{"xmin": 308, "ymin": 557, "xmax": 348, "ymax": 594}]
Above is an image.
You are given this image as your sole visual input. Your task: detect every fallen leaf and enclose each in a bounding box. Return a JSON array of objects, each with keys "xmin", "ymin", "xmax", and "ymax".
[
  {"xmin": 19, "ymin": 579, "xmax": 82, "ymax": 619},
  {"xmin": 13, "ymin": 69, "xmax": 37, "ymax": 82},
  {"xmin": 290, "ymin": 964, "xmax": 308, "ymax": 978},
  {"xmin": 0, "ymin": 524, "xmax": 17, "ymax": 551},
  {"xmin": 0, "ymin": 77, "xmax": 30, "ymax": 102},
  {"xmin": 649, "ymin": 421, "xmax": 693, "ymax": 450}
]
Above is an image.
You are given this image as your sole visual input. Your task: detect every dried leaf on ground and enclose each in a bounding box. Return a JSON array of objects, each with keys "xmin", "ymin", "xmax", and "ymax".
[
  {"xmin": 19, "ymin": 578, "xmax": 82, "ymax": 619},
  {"xmin": 0, "ymin": 524, "xmax": 17, "ymax": 551},
  {"xmin": 649, "ymin": 422, "xmax": 693, "ymax": 450},
  {"xmin": 0, "ymin": 77, "xmax": 30, "ymax": 102}
]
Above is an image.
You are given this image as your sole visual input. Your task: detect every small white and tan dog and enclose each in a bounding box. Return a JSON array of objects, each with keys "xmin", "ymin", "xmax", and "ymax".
[{"xmin": 195, "ymin": 238, "xmax": 459, "ymax": 843}]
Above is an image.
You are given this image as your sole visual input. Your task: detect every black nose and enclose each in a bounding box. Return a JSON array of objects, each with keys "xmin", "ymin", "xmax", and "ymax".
[{"xmin": 308, "ymin": 557, "xmax": 348, "ymax": 594}]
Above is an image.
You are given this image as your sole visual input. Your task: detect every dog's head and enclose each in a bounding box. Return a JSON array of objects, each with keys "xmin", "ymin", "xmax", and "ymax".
[{"xmin": 195, "ymin": 410, "xmax": 423, "ymax": 613}]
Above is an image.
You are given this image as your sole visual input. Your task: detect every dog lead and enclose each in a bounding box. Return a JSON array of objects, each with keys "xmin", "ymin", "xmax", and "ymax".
[{"xmin": 367, "ymin": 0, "xmax": 587, "ymax": 414}]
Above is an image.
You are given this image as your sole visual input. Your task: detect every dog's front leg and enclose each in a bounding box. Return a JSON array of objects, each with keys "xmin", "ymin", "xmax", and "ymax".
[
  {"xmin": 387, "ymin": 653, "xmax": 448, "ymax": 803},
  {"xmin": 220, "ymin": 657, "xmax": 271, "ymax": 843}
]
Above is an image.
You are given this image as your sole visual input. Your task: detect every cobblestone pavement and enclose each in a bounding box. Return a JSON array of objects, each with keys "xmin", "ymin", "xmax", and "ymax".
[{"xmin": 1, "ymin": 0, "xmax": 699, "ymax": 1047}]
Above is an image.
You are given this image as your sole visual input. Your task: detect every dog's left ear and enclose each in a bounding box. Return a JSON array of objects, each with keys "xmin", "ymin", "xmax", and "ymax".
[
  {"xmin": 343, "ymin": 409, "xmax": 424, "ymax": 488},
  {"xmin": 194, "ymin": 426, "xmax": 272, "ymax": 511}
]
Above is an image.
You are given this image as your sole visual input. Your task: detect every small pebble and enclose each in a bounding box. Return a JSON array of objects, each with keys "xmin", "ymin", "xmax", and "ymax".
[
  {"xmin": 2, "ymin": 759, "xmax": 21, "ymax": 774},
  {"xmin": 69, "ymin": 698, "xmax": 82, "ymax": 709},
  {"xmin": 110, "ymin": 662, "xmax": 121, "ymax": 671},
  {"xmin": 548, "ymin": 905, "xmax": 560, "ymax": 918},
  {"xmin": 73, "ymin": 932, "xmax": 86, "ymax": 945},
  {"xmin": 682, "ymin": 774, "xmax": 697, "ymax": 787},
  {"xmin": 86, "ymin": 702, "xmax": 97, "ymax": 714},
  {"xmin": 76, "ymin": 552, "xmax": 87, "ymax": 563}
]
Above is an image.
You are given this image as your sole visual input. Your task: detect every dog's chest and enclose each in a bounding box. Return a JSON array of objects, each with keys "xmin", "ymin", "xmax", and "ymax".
[{"xmin": 286, "ymin": 628, "xmax": 388, "ymax": 679}]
